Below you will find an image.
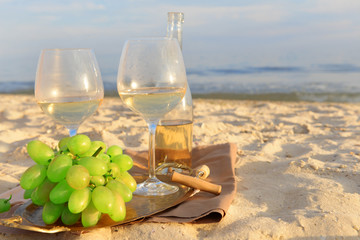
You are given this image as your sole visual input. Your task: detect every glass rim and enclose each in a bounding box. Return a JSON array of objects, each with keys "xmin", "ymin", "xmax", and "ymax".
[
  {"xmin": 41, "ymin": 48, "xmax": 94, "ymax": 52},
  {"xmin": 168, "ymin": 12, "xmax": 184, "ymax": 15},
  {"xmin": 125, "ymin": 37, "xmax": 177, "ymax": 42}
]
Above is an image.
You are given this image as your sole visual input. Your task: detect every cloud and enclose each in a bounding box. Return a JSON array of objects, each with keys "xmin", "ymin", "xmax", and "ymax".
[
  {"xmin": 306, "ymin": 0, "xmax": 360, "ymax": 14},
  {"xmin": 27, "ymin": 1, "xmax": 105, "ymax": 13},
  {"xmin": 0, "ymin": 0, "xmax": 12, "ymax": 4},
  {"xmin": 160, "ymin": 4, "xmax": 290, "ymax": 27},
  {"xmin": 238, "ymin": 4, "xmax": 290, "ymax": 23},
  {"xmin": 37, "ymin": 15, "xmax": 60, "ymax": 22}
]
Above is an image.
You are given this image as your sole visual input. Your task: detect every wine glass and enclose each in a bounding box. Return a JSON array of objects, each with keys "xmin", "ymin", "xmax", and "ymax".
[
  {"xmin": 117, "ymin": 38, "xmax": 187, "ymax": 196},
  {"xmin": 35, "ymin": 48, "xmax": 104, "ymax": 137}
]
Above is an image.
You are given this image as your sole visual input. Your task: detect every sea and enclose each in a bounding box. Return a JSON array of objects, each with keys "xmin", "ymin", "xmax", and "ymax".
[{"xmin": 1, "ymin": 64, "xmax": 360, "ymax": 102}]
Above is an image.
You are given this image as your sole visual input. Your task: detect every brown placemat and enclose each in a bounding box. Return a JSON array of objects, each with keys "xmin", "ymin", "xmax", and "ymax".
[
  {"xmin": 126, "ymin": 142, "xmax": 237, "ymax": 223},
  {"xmin": 0, "ymin": 143, "xmax": 237, "ymax": 234}
]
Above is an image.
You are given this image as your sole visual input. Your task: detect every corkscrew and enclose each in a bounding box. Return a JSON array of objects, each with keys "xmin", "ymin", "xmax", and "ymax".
[{"xmin": 168, "ymin": 165, "xmax": 222, "ymax": 196}]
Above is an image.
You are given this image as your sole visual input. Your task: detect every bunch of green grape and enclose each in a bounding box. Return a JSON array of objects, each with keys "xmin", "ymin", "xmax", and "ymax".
[{"xmin": 19, "ymin": 134, "xmax": 136, "ymax": 227}]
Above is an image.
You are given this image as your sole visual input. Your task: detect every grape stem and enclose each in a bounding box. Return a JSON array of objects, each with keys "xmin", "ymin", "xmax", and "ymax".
[
  {"xmin": 4, "ymin": 195, "xmax": 12, "ymax": 203},
  {"xmin": 92, "ymin": 147, "xmax": 103, "ymax": 157}
]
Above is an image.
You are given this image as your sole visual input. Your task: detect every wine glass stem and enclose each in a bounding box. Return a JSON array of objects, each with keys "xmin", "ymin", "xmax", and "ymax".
[
  {"xmin": 147, "ymin": 121, "xmax": 158, "ymax": 179},
  {"xmin": 68, "ymin": 128, "xmax": 78, "ymax": 137}
]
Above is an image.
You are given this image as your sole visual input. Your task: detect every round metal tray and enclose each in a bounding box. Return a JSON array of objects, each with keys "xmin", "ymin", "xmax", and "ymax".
[{"xmin": 0, "ymin": 176, "xmax": 192, "ymax": 233}]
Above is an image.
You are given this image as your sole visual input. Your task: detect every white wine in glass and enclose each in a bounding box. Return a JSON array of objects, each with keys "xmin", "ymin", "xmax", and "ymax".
[
  {"xmin": 35, "ymin": 49, "xmax": 104, "ymax": 136},
  {"xmin": 117, "ymin": 38, "xmax": 187, "ymax": 196}
]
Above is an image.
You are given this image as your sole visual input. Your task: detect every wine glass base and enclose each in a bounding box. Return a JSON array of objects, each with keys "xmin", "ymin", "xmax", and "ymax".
[
  {"xmin": 68, "ymin": 128, "xmax": 78, "ymax": 137},
  {"xmin": 134, "ymin": 177, "xmax": 179, "ymax": 196}
]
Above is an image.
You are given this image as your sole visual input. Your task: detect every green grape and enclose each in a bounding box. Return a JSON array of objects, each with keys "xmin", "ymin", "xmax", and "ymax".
[
  {"xmin": 47, "ymin": 154, "xmax": 73, "ymax": 182},
  {"xmin": 24, "ymin": 188, "xmax": 35, "ymax": 199},
  {"xmin": 42, "ymin": 201, "xmax": 64, "ymax": 225},
  {"xmin": 67, "ymin": 134, "xmax": 91, "ymax": 156},
  {"xmin": 58, "ymin": 137, "xmax": 70, "ymax": 152},
  {"xmin": 91, "ymin": 186, "xmax": 114, "ymax": 214},
  {"xmin": 90, "ymin": 176, "xmax": 105, "ymax": 186},
  {"xmin": 106, "ymin": 179, "xmax": 132, "ymax": 203},
  {"xmin": 97, "ymin": 153, "xmax": 110, "ymax": 164},
  {"xmin": 116, "ymin": 171, "xmax": 137, "ymax": 192},
  {"xmin": 31, "ymin": 178, "xmax": 56, "ymax": 206},
  {"xmin": 78, "ymin": 157, "xmax": 108, "ymax": 176},
  {"xmin": 0, "ymin": 195, "xmax": 12, "ymax": 213},
  {"xmin": 68, "ymin": 187, "xmax": 91, "ymax": 214},
  {"xmin": 79, "ymin": 141, "xmax": 106, "ymax": 157},
  {"xmin": 61, "ymin": 206, "xmax": 81, "ymax": 225},
  {"xmin": 111, "ymin": 154, "xmax": 133, "ymax": 172},
  {"xmin": 27, "ymin": 140, "xmax": 54, "ymax": 165},
  {"xmin": 66, "ymin": 165, "xmax": 90, "ymax": 190},
  {"xmin": 49, "ymin": 179, "xmax": 75, "ymax": 204},
  {"xmin": 81, "ymin": 201, "xmax": 101, "ymax": 227},
  {"xmin": 20, "ymin": 164, "xmax": 47, "ymax": 190},
  {"xmin": 106, "ymin": 145, "xmax": 123, "ymax": 159},
  {"xmin": 108, "ymin": 190, "xmax": 126, "ymax": 222},
  {"xmin": 108, "ymin": 162, "xmax": 120, "ymax": 178}
]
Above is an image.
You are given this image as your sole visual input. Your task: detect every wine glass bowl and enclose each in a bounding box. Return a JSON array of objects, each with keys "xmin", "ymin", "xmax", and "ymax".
[
  {"xmin": 35, "ymin": 48, "xmax": 104, "ymax": 136},
  {"xmin": 117, "ymin": 38, "xmax": 187, "ymax": 196}
]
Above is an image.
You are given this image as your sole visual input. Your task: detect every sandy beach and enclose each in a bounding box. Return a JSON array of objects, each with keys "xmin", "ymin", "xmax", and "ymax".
[{"xmin": 1, "ymin": 94, "xmax": 360, "ymax": 239}]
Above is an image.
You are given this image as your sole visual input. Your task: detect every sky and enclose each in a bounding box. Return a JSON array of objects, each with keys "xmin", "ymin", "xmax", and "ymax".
[{"xmin": 0, "ymin": 0, "xmax": 360, "ymax": 85}]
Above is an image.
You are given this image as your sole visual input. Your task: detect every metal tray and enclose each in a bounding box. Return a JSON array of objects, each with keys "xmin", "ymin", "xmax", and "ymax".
[{"xmin": 0, "ymin": 175, "xmax": 192, "ymax": 233}]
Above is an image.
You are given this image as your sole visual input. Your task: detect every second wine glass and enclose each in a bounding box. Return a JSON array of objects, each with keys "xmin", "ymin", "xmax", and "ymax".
[
  {"xmin": 35, "ymin": 48, "xmax": 104, "ymax": 136},
  {"xmin": 117, "ymin": 38, "xmax": 187, "ymax": 196}
]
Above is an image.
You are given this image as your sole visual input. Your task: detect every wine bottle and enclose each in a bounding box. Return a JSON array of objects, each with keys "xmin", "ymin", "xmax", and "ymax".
[{"xmin": 155, "ymin": 12, "xmax": 194, "ymax": 174}]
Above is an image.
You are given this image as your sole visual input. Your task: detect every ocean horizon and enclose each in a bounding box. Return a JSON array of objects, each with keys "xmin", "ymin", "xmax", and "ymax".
[{"xmin": 1, "ymin": 63, "xmax": 360, "ymax": 102}]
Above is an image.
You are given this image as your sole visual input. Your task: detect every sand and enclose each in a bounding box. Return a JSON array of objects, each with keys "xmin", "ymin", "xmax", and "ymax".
[{"xmin": 1, "ymin": 94, "xmax": 360, "ymax": 239}]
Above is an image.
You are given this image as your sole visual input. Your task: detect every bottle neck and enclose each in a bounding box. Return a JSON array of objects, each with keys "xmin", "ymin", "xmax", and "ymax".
[{"xmin": 166, "ymin": 12, "xmax": 184, "ymax": 50}]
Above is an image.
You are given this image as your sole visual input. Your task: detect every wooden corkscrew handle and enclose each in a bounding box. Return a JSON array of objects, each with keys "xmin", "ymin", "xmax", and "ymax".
[{"xmin": 171, "ymin": 172, "xmax": 222, "ymax": 195}]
